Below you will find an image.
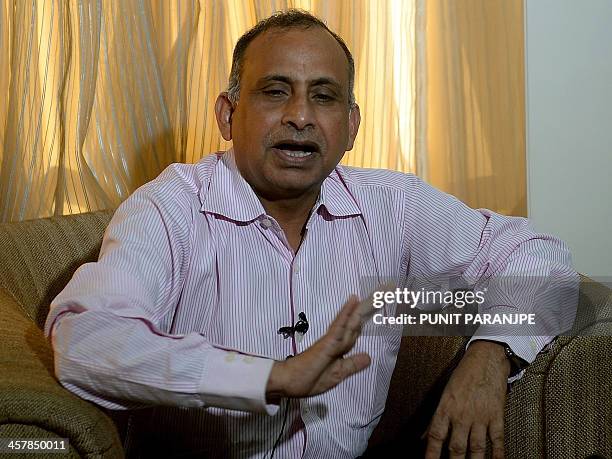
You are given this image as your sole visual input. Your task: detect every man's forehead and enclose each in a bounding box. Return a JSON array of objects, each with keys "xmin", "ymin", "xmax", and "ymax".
[{"xmin": 240, "ymin": 26, "xmax": 349, "ymax": 82}]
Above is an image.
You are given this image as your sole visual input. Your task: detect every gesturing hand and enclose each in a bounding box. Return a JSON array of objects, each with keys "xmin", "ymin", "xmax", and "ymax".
[
  {"xmin": 265, "ymin": 295, "xmax": 372, "ymax": 402},
  {"xmin": 424, "ymin": 340, "xmax": 511, "ymax": 459}
]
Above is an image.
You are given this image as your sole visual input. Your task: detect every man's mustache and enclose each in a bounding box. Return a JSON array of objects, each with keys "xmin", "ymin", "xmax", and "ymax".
[{"xmin": 265, "ymin": 129, "xmax": 326, "ymax": 153}]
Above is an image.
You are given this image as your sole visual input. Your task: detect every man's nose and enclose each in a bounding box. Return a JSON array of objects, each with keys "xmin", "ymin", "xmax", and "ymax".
[{"xmin": 281, "ymin": 95, "xmax": 315, "ymax": 131}]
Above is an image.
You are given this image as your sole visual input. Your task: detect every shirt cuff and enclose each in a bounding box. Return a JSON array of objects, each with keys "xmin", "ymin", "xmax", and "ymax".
[
  {"xmin": 466, "ymin": 334, "xmax": 554, "ymax": 382},
  {"xmin": 198, "ymin": 349, "xmax": 280, "ymax": 415}
]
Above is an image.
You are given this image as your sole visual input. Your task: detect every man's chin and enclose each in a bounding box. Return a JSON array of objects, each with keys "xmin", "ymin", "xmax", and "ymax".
[
  {"xmin": 260, "ymin": 177, "xmax": 323, "ymax": 201},
  {"xmin": 273, "ymin": 183, "xmax": 320, "ymax": 199}
]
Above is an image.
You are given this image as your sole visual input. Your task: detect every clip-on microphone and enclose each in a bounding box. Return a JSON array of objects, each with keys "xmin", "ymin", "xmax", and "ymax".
[{"xmin": 277, "ymin": 312, "xmax": 309, "ymax": 339}]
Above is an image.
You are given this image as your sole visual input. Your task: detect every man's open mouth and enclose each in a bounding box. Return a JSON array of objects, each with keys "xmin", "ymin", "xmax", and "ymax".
[{"xmin": 272, "ymin": 141, "xmax": 319, "ymax": 159}]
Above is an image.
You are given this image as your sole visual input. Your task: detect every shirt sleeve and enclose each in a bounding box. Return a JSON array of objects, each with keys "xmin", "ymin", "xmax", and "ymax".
[
  {"xmin": 402, "ymin": 175, "xmax": 578, "ymax": 377},
  {"xmin": 44, "ymin": 177, "xmax": 278, "ymax": 414}
]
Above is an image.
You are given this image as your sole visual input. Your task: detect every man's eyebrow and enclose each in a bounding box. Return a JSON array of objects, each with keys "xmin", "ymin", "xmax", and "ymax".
[
  {"xmin": 257, "ymin": 74, "xmax": 293, "ymax": 85},
  {"xmin": 256, "ymin": 75, "xmax": 342, "ymax": 90},
  {"xmin": 310, "ymin": 77, "xmax": 342, "ymax": 90}
]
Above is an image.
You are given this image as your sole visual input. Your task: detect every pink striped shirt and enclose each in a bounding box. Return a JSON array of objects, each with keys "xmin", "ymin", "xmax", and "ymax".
[{"xmin": 45, "ymin": 150, "xmax": 576, "ymax": 458}]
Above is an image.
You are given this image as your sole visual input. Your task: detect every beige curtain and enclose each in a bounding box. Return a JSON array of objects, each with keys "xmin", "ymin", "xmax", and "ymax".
[
  {"xmin": 0, "ymin": 0, "xmax": 419, "ymax": 222},
  {"xmin": 0, "ymin": 0, "xmax": 525, "ymax": 222},
  {"xmin": 424, "ymin": 0, "xmax": 527, "ymax": 216}
]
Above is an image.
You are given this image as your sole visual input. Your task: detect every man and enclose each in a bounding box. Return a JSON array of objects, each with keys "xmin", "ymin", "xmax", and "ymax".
[{"xmin": 45, "ymin": 10, "xmax": 576, "ymax": 459}]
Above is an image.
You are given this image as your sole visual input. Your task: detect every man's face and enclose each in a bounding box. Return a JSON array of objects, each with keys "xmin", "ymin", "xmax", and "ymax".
[{"xmin": 218, "ymin": 26, "xmax": 360, "ymax": 201}]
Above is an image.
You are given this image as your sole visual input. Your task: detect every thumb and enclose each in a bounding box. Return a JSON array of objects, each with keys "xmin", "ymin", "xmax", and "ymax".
[
  {"xmin": 308, "ymin": 352, "xmax": 372, "ymax": 396},
  {"xmin": 338, "ymin": 353, "xmax": 371, "ymax": 378}
]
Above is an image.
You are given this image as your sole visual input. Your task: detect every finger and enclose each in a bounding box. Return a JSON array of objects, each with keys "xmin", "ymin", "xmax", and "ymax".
[
  {"xmin": 468, "ymin": 424, "xmax": 487, "ymax": 459},
  {"xmin": 424, "ymin": 413, "xmax": 450, "ymax": 459},
  {"xmin": 340, "ymin": 296, "xmax": 363, "ymax": 349},
  {"xmin": 356, "ymin": 282, "xmax": 397, "ymax": 321},
  {"xmin": 312, "ymin": 296, "xmax": 360, "ymax": 363},
  {"xmin": 448, "ymin": 421, "xmax": 469, "ymax": 459},
  {"xmin": 328, "ymin": 295, "xmax": 360, "ymax": 343},
  {"xmin": 334, "ymin": 295, "xmax": 360, "ymax": 328},
  {"xmin": 344, "ymin": 298, "xmax": 366, "ymax": 344},
  {"xmin": 488, "ymin": 418, "xmax": 505, "ymax": 459}
]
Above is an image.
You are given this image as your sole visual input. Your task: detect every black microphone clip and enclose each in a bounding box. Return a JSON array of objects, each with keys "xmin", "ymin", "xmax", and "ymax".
[{"xmin": 277, "ymin": 312, "xmax": 309, "ymax": 339}]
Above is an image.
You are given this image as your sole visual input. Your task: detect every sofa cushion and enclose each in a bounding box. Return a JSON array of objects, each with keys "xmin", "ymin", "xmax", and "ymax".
[{"xmin": 0, "ymin": 210, "xmax": 114, "ymax": 328}]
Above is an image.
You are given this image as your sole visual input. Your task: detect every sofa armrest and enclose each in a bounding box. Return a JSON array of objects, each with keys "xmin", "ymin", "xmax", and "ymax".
[
  {"xmin": 541, "ymin": 335, "xmax": 612, "ymax": 458},
  {"xmin": 541, "ymin": 277, "xmax": 612, "ymax": 458},
  {"xmin": 0, "ymin": 288, "xmax": 124, "ymax": 458},
  {"xmin": 504, "ymin": 275, "xmax": 612, "ymax": 458}
]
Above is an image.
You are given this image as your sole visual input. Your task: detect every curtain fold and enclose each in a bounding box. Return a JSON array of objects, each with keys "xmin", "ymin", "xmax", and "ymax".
[{"xmin": 425, "ymin": 0, "xmax": 527, "ymax": 216}]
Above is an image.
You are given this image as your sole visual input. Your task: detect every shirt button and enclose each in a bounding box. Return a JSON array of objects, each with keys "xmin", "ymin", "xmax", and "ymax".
[
  {"xmin": 260, "ymin": 218, "xmax": 272, "ymax": 229},
  {"xmin": 293, "ymin": 263, "xmax": 300, "ymax": 274}
]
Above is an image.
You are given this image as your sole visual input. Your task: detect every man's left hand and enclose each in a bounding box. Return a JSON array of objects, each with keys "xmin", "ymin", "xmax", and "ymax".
[{"xmin": 424, "ymin": 340, "xmax": 511, "ymax": 459}]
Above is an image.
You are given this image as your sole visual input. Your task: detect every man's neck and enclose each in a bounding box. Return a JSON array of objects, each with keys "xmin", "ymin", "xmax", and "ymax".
[
  {"xmin": 259, "ymin": 190, "xmax": 318, "ymax": 227},
  {"xmin": 257, "ymin": 188, "xmax": 320, "ymax": 252}
]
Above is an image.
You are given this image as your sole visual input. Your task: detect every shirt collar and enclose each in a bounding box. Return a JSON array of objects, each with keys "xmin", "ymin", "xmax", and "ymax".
[
  {"xmin": 317, "ymin": 168, "xmax": 363, "ymax": 218},
  {"xmin": 199, "ymin": 150, "xmax": 266, "ymax": 222},
  {"xmin": 199, "ymin": 149, "xmax": 362, "ymax": 222}
]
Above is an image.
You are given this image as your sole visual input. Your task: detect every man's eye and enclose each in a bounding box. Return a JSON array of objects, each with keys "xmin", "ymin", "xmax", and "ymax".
[
  {"xmin": 263, "ymin": 90, "xmax": 287, "ymax": 97},
  {"xmin": 314, "ymin": 94, "xmax": 334, "ymax": 102}
]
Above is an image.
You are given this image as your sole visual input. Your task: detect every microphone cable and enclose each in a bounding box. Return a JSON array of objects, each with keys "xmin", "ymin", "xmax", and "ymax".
[
  {"xmin": 269, "ymin": 312, "xmax": 309, "ymax": 458},
  {"xmin": 267, "ymin": 396, "xmax": 290, "ymax": 459}
]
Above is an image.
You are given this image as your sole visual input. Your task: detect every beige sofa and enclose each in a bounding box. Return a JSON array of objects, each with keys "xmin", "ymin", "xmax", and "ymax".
[{"xmin": 0, "ymin": 210, "xmax": 611, "ymax": 458}]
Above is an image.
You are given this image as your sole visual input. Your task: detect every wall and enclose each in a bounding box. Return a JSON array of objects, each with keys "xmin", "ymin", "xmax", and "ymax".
[{"xmin": 525, "ymin": 0, "xmax": 612, "ymax": 278}]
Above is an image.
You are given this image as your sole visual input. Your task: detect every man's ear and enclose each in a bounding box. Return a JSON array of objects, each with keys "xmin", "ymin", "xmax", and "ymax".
[
  {"xmin": 215, "ymin": 92, "xmax": 234, "ymax": 141},
  {"xmin": 346, "ymin": 104, "xmax": 361, "ymax": 151}
]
